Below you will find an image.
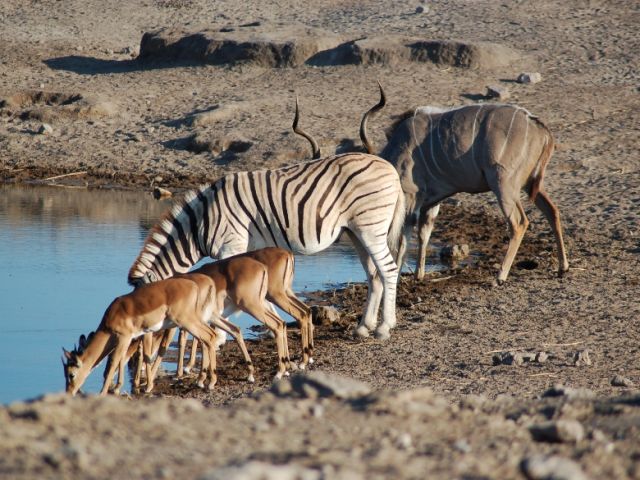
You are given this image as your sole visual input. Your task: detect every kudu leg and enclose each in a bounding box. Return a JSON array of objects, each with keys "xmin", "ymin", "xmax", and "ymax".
[
  {"xmin": 497, "ymin": 197, "xmax": 529, "ymax": 284},
  {"xmin": 534, "ymin": 190, "xmax": 569, "ymax": 275},
  {"xmin": 416, "ymin": 203, "xmax": 441, "ymax": 280}
]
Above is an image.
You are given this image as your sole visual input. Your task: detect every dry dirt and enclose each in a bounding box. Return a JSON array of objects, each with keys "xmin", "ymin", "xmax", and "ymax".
[{"xmin": 1, "ymin": 0, "xmax": 639, "ymax": 479}]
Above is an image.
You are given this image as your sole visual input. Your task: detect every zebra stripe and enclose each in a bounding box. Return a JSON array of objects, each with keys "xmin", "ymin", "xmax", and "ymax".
[{"xmin": 129, "ymin": 153, "xmax": 406, "ymax": 339}]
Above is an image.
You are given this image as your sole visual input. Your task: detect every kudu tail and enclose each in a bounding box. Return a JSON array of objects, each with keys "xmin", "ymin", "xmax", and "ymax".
[
  {"xmin": 528, "ymin": 120, "xmax": 555, "ymax": 202},
  {"xmin": 387, "ymin": 188, "xmax": 407, "ymax": 258}
]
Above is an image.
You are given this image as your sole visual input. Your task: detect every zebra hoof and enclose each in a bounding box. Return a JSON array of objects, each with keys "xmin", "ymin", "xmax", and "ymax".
[
  {"xmin": 374, "ymin": 327, "xmax": 391, "ymax": 341},
  {"xmin": 354, "ymin": 325, "xmax": 370, "ymax": 338}
]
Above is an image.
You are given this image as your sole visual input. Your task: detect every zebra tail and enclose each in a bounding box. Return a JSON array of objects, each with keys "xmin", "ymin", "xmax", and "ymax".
[
  {"xmin": 528, "ymin": 120, "xmax": 555, "ymax": 202},
  {"xmin": 387, "ymin": 189, "xmax": 407, "ymax": 257}
]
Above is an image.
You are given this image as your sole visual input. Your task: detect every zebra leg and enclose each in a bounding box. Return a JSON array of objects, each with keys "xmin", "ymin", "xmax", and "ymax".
[
  {"xmin": 346, "ymin": 231, "xmax": 384, "ymax": 338},
  {"xmin": 416, "ymin": 203, "xmax": 440, "ymax": 280},
  {"xmin": 365, "ymin": 238, "xmax": 400, "ymax": 341}
]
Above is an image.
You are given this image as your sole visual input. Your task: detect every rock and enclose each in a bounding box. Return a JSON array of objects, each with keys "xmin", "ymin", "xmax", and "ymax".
[
  {"xmin": 188, "ymin": 103, "xmax": 246, "ymax": 127},
  {"xmin": 311, "ymin": 305, "xmax": 340, "ymax": 326},
  {"xmin": 415, "ymin": 6, "xmax": 426, "ymax": 14},
  {"xmin": 517, "ymin": 72, "xmax": 543, "ymax": 84},
  {"xmin": 289, "ymin": 371, "xmax": 371, "ymax": 400},
  {"xmin": 486, "ymin": 84, "xmax": 510, "ymax": 100},
  {"xmin": 493, "ymin": 351, "xmax": 545, "ymax": 366},
  {"xmin": 140, "ymin": 25, "xmax": 345, "ymax": 68},
  {"xmin": 573, "ymin": 349, "xmax": 592, "ymax": 367},
  {"xmin": 543, "ymin": 384, "xmax": 596, "ymax": 401},
  {"xmin": 121, "ymin": 45, "xmax": 140, "ymax": 57},
  {"xmin": 440, "ymin": 244, "xmax": 470, "ymax": 261},
  {"xmin": 529, "ymin": 420, "xmax": 585, "ymax": 443},
  {"xmin": 153, "ymin": 187, "xmax": 173, "ymax": 199},
  {"xmin": 521, "ymin": 455, "xmax": 588, "ymax": 480},
  {"xmin": 38, "ymin": 123, "xmax": 53, "ymax": 135},
  {"xmin": 200, "ymin": 461, "xmax": 322, "ymax": 480},
  {"xmin": 187, "ymin": 132, "xmax": 252, "ymax": 155},
  {"xmin": 611, "ymin": 375, "xmax": 634, "ymax": 387},
  {"xmin": 409, "ymin": 40, "xmax": 519, "ymax": 69}
]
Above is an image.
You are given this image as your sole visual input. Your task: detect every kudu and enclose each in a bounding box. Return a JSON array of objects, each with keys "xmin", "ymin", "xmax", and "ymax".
[{"xmin": 359, "ymin": 85, "xmax": 569, "ymax": 284}]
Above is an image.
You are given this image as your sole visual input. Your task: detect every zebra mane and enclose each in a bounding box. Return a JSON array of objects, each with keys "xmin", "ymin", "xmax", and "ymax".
[{"xmin": 127, "ymin": 183, "xmax": 213, "ymax": 286}]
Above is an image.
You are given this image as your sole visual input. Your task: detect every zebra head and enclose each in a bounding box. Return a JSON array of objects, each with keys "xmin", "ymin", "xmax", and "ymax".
[{"xmin": 128, "ymin": 188, "xmax": 213, "ymax": 286}]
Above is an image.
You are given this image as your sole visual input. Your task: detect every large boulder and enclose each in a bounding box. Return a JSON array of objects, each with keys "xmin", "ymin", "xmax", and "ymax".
[{"xmin": 139, "ymin": 24, "xmax": 345, "ymax": 68}]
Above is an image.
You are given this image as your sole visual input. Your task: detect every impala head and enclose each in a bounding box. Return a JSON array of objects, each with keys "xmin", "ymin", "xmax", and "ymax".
[{"xmin": 62, "ymin": 332, "xmax": 93, "ymax": 395}]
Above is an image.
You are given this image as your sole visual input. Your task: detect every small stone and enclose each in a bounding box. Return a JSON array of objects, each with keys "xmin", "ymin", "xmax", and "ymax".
[
  {"xmin": 454, "ymin": 439, "xmax": 472, "ymax": 453},
  {"xmin": 146, "ymin": 126, "xmax": 155, "ymax": 133},
  {"xmin": 535, "ymin": 352, "xmax": 549, "ymax": 363},
  {"xmin": 153, "ymin": 187, "xmax": 172, "ymax": 199},
  {"xmin": 440, "ymin": 244, "xmax": 470, "ymax": 262},
  {"xmin": 517, "ymin": 72, "xmax": 543, "ymax": 84},
  {"xmin": 415, "ymin": 6, "xmax": 425, "ymax": 14},
  {"xmin": 311, "ymin": 305, "xmax": 340, "ymax": 326},
  {"xmin": 573, "ymin": 349, "xmax": 592, "ymax": 367},
  {"xmin": 396, "ymin": 433, "xmax": 413, "ymax": 450},
  {"xmin": 486, "ymin": 85, "xmax": 510, "ymax": 100},
  {"xmin": 611, "ymin": 375, "xmax": 634, "ymax": 387},
  {"xmin": 38, "ymin": 123, "xmax": 53, "ymax": 135},
  {"xmin": 521, "ymin": 455, "xmax": 588, "ymax": 480},
  {"xmin": 76, "ymin": 45, "xmax": 83, "ymax": 52},
  {"xmin": 529, "ymin": 420, "xmax": 585, "ymax": 443}
]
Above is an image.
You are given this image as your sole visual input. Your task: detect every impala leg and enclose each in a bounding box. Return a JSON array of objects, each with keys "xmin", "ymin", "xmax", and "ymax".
[
  {"xmin": 101, "ymin": 336, "xmax": 129, "ymax": 396},
  {"xmin": 212, "ymin": 316, "xmax": 255, "ymax": 382},
  {"xmin": 416, "ymin": 203, "xmax": 440, "ymax": 280},
  {"xmin": 270, "ymin": 291, "xmax": 313, "ymax": 367},
  {"xmin": 148, "ymin": 327, "xmax": 176, "ymax": 393},
  {"xmin": 177, "ymin": 329, "xmax": 186, "ymax": 378},
  {"xmin": 534, "ymin": 190, "xmax": 569, "ymax": 275},
  {"xmin": 497, "ymin": 196, "xmax": 529, "ymax": 284},
  {"xmin": 185, "ymin": 337, "xmax": 199, "ymax": 374},
  {"xmin": 242, "ymin": 302, "xmax": 288, "ymax": 379},
  {"xmin": 346, "ymin": 231, "xmax": 383, "ymax": 338},
  {"xmin": 183, "ymin": 322, "xmax": 217, "ymax": 390},
  {"xmin": 132, "ymin": 341, "xmax": 143, "ymax": 393}
]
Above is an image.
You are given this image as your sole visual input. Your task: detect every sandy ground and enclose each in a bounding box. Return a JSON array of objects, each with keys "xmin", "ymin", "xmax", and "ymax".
[{"xmin": 1, "ymin": 0, "xmax": 639, "ymax": 478}]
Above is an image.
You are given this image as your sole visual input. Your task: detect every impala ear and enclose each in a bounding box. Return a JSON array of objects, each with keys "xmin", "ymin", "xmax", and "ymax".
[
  {"xmin": 62, "ymin": 348, "xmax": 72, "ymax": 361},
  {"xmin": 78, "ymin": 334, "xmax": 87, "ymax": 349}
]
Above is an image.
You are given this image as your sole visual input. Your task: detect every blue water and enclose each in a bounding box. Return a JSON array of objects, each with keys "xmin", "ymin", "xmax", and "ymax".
[{"xmin": 0, "ymin": 185, "xmax": 369, "ymax": 403}]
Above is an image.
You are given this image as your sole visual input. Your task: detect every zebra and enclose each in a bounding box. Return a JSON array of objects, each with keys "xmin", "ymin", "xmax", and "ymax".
[
  {"xmin": 128, "ymin": 153, "xmax": 406, "ymax": 340},
  {"xmin": 360, "ymin": 85, "xmax": 569, "ymax": 284}
]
